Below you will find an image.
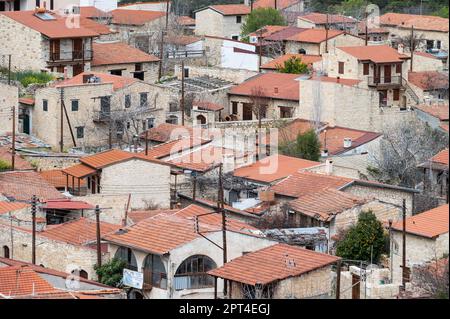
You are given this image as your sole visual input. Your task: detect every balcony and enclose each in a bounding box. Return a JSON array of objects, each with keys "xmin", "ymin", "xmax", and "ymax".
[
  {"xmin": 48, "ymin": 50, "xmax": 93, "ymax": 63},
  {"xmin": 93, "ymin": 110, "xmax": 111, "ymax": 123},
  {"xmin": 368, "ymin": 76, "xmax": 402, "ymax": 88}
]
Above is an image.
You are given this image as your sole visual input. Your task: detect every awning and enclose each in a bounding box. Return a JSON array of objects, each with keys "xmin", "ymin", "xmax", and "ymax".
[
  {"xmin": 62, "ymin": 163, "xmax": 97, "ymax": 178},
  {"xmin": 41, "ymin": 199, "xmax": 94, "ymax": 210}
]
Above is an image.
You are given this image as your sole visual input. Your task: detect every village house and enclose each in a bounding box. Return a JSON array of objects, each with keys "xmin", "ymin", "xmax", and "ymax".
[
  {"xmin": 297, "ymin": 12, "xmax": 359, "ymax": 32},
  {"xmin": 0, "ymin": 217, "xmax": 121, "ymax": 281},
  {"xmin": 117, "ymin": 1, "xmax": 169, "ymax": 12},
  {"xmin": 379, "ymin": 13, "xmax": 449, "ymax": 65},
  {"xmin": 32, "ymin": 72, "xmax": 169, "ymax": 150},
  {"xmin": 177, "ymin": 16, "xmax": 196, "ymax": 35},
  {"xmin": 61, "ymin": 149, "xmax": 172, "ymax": 209},
  {"xmin": 260, "ymin": 53, "xmax": 323, "ymax": 73},
  {"xmin": 0, "ymin": 9, "xmax": 99, "ymax": 77},
  {"xmin": 0, "ymin": 83, "xmax": 18, "ymax": 137},
  {"xmin": 194, "ymin": 4, "xmax": 251, "ymax": 41},
  {"xmin": 209, "ymin": 243, "xmax": 340, "ymax": 299},
  {"xmin": 102, "ymin": 204, "xmax": 276, "ymax": 299},
  {"xmin": 410, "ymin": 51, "xmax": 446, "ymax": 72},
  {"xmin": 90, "ymin": 41, "xmax": 160, "ymax": 83},
  {"xmin": 251, "ymin": 0, "xmax": 306, "ymax": 24},
  {"xmin": 417, "ymin": 149, "xmax": 449, "ymax": 203},
  {"xmin": 357, "ymin": 21, "xmax": 390, "ymax": 45},
  {"xmin": 390, "ymin": 204, "xmax": 449, "ymax": 286},
  {"xmin": 413, "ymin": 103, "xmax": 449, "ymax": 132},
  {"xmin": 0, "ymin": 0, "xmax": 117, "ymax": 12},
  {"xmin": 228, "ymin": 73, "xmax": 300, "ymax": 121},
  {"xmin": 164, "ymin": 35, "xmax": 204, "ymax": 60},
  {"xmin": 407, "ymin": 71, "xmax": 449, "ymax": 103}
]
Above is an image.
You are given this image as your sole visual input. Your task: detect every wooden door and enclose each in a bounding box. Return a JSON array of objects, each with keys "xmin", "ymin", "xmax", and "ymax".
[
  {"xmin": 374, "ymin": 65, "xmax": 381, "ymax": 84},
  {"xmin": 73, "ymin": 64, "xmax": 83, "ymax": 76},
  {"xmin": 352, "ymin": 274, "xmax": 360, "ymax": 299},
  {"xmin": 73, "ymin": 39, "xmax": 83, "ymax": 60},
  {"xmin": 384, "ymin": 65, "xmax": 391, "ymax": 83},
  {"xmin": 50, "ymin": 39, "xmax": 60, "ymax": 61}
]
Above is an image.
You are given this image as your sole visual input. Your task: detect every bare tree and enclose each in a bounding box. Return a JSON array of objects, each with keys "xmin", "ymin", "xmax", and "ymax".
[{"xmin": 410, "ymin": 258, "xmax": 449, "ymax": 299}]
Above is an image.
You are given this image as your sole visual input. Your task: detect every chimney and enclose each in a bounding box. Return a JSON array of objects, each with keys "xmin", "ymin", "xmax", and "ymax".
[
  {"xmin": 344, "ymin": 138, "xmax": 352, "ymax": 148},
  {"xmin": 325, "ymin": 159, "xmax": 333, "ymax": 175}
]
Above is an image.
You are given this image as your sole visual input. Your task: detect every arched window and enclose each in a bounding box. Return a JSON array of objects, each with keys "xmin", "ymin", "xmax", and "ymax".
[
  {"xmin": 71, "ymin": 269, "xmax": 88, "ymax": 279},
  {"xmin": 2, "ymin": 246, "xmax": 10, "ymax": 259},
  {"xmin": 196, "ymin": 115, "xmax": 207, "ymax": 125},
  {"xmin": 298, "ymin": 48, "xmax": 306, "ymax": 54},
  {"xmin": 143, "ymin": 254, "xmax": 167, "ymax": 289},
  {"xmin": 114, "ymin": 247, "xmax": 138, "ymax": 271},
  {"xmin": 174, "ymin": 255, "xmax": 216, "ymax": 290}
]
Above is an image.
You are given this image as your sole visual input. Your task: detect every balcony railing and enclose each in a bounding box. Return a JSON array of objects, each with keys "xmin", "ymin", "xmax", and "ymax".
[
  {"xmin": 93, "ymin": 110, "xmax": 111, "ymax": 122},
  {"xmin": 173, "ymin": 274, "xmax": 214, "ymax": 290},
  {"xmin": 48, "ymin": 50, "xmax": 93, "ymax": 62},
  {"xmin": 368, "ymin": 76, "xmax": 402, "ymax": 87}
]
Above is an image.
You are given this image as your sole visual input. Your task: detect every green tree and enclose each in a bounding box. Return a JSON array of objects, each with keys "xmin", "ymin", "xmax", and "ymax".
[
  {"xmin": 94, "ymin": 258, "xmax": 127, "ymax": 287},
  {"xmin": 0, "ymin": 159, "xmax": 12, "ymax": 172},
  {"xmin": 279, "ymin": 129, "xmax": 321, "ymax": 161},
  {"xmin": 241, "ymin": 8, "xmax": 286, "ymax": 36},
  {"xmin": 277, "ymin": 56, "xmax": 309, "ymax": 74},
  {"xmin": 335, "ymin": 211, "xmax": 387, "ymax": 263}
]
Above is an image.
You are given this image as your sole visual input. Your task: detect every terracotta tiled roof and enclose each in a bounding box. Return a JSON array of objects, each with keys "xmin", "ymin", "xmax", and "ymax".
[
  {"xmin": 414, "ymin": 103, "xmax": 449, "ymax": 121},
  {"xmin": 319, "ymin": 126, "xmax": 381, "ymax": 156},
  {"xmin": 80, "ymin": 149, "xmax": 135, "ymax": 169},
  {"xmin": 0, "ymin": 171, "xmax": 64, "ymax": 201},
  {"xmin": 277, "ymin": 119, "xmax": 319, "ymax": 144},
  {"xmin": 431, "ymin": 149, "xmax": 449, "ymax": 166},
  {"xmin": 391, "ymin": 204, "xmax": 449, "ymax": 238},
  {"xmin": 408, "ymin": 71, "xmax": 449, "ymax": 91},
  {"xmin": 234, "ymin": 155, "xmax": 319, "ymax": 184},
  {"xmin": 177, "ymin": 16, "xmax": 196, "ymax": 26},
  {"xmin": 338, "ymin": 45, "xmax": 410, "ymax": 63},
  {"xmin": 40, "ymin": 169, "xmax": 87, "ymax": 188},
  {"xmin": 0, "ymin": 266, "xmax": 57, "ymax": 297},
  {"xmin": 309, "ymin": 75, "xmax": 362, "ymax": 87},
  {"xmin": 0, "ymin": 201, "xmax": 29, "ymax": 215},
  {"xmin": 165, "ymin": 35, "xmax": 202, "ymax": 46},
  {"xmin": 141, "ymin": 123, "xmax": 195, "ymax": 143},
  {"xmin": 18, "ymin": 98, "xmax": 35, "ymax": 105},
  {"xmin": 92, "ymin": 42, "xmax": 159, "ymax": 66},
  {"xmin": 229, "ymin": 73, "xmax": 300, "ymax": 101},
  {"xmin": 62, "ymin": 163, "xmax": 97, "ymax": 179},
  {"xmin": 441, "ymin": 124, "xmax": 449, "ymax": 133},
  {"xmin": 110, "ymin": 9, "xmax": 165, "ymax": 25},
  {"xmin": 128, "ymin": 209, "xmax": 178, "ymax": 223},
  {"xmin": 103, "ymin": 204, "xmax": 257, "ymax": 254},
  {"xmin": 250, "ymin": 25, "xmax": 289, "ymax": 38},
  {"xmin": 288, "ymin": 189, "xmax": 367, "ymax": 221},
  {"xmin": 55, "ymin": 72, "xmax": 138, "ymax": 91},
  {"xmin": 78, "ymin": 6, "xmax": 107, "ymax": 18},
  {"xmin": 208, "ymin": 4, "xmax": 251, "ymax": 16},
  {"xmin": 287, "ymin": 29, "xmax": 345, "ymax": 43},
  {"xmin": 141, "ymin": 137, "xmax": 211, "ymax": 160},
  {"xmin": 79, "ymin": 16, "xmax": 115, "ymax": 35},
  {"xmin": 208, "ymin": 243, "xmax": 340, "ymax": 285},
  {"xmin": 270, "ymin": 171, "xmax": 353, "ymax": 198},
  {"xmin": 41, "ymin": 199, "xmax": 94, "ymax": 211},
  {"xmin": 414, "ymin": 51, "xmax": 440, "ymax": 60},
  {"xmin": 0, "ymin": 146, "xmax": 34, "ymax": 170},
  {"xmin": 261, "ymin": 54, "xmax": 322, "ymax": 70},
  {"xmin": 40, "ymin": 217, "xmax": 120, "ymax": 246},
  {"xmin": 0, "ymin": 10, "xmax": 99, "ymax": 39},
  {"xmin": 264, "ymin": 26, "xmax": 306, "ymax": 41},
  {"xmin": 254, "ymin": 0, "xmax": 301, "ymax": 10},
  {"xmin": 380, "ymin": 13, "xmax": 449, "ymax": 32},
  {"xmin": 298, "ymin": 12, "xmax": 358, "ymax": 25},
  {"xmin": 193, "ymin": 101, "xmax": 224, "ymax": 112}
]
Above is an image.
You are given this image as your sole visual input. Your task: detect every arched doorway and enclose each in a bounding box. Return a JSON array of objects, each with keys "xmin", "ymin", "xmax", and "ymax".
[
  {"xmin": 143, "ymin": 254, "xmax": 167, "ymax": 289},
  {"xmin": 114, "ymin": 247, "xmax": 138, "ymax": 271},
  {"xmin": 2, "ymin": 246, "xmax": 10, "ymax": 259},
  {"xmin": 196, "ymin": 114, "xmax": 207, "ymax": 125},
  {"xmin": 128, "ymin": 289, "xmax": 144, "ymax": 299},
  {"xmin": 174, "ymin": 255, "xmax": 217, "ymax": 290}
]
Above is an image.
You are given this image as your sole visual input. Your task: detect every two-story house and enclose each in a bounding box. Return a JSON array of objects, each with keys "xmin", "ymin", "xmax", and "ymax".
[
  {"xmin": 0, "ymin": 9, "xmax": 98, "ymax": 77},
  {"xmin": 32, "ymin": 72, "xmax": 168, "ymax": 150},
  {"xmin": 297, "ymin": 12, "xmax": 359, "ymax": 32},
  {"xmin": 195, "ymin": 4, "xmax": 251, "ymax": 41}
]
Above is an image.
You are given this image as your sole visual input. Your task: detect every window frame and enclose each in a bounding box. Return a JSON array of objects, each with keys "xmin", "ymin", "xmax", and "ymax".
[
  {"xmin": 71, "ymin": 99, "xmax": 79, "ymax": 112},
  {"xmin": 76, "ymin": 126, "xmax": 84, "ymax": 139},
  {"xmin": 43, "ymin": 99, "xmax": 48, "ymax": 112}
]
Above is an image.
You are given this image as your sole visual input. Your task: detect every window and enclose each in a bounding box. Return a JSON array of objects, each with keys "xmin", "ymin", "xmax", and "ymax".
[
  {"xmin": 338, "ymin": 62, "xmax": 345, "ymax": 74},
  {"xmin": 125, "ymin": 95, "xmax": 131, "ymax": 109},
  {"xmin": 147, "ymin": 118, "xmax": 155, "ymax": 129},
  {"xmin": 140, "ymin": 93, "xmax": 148, "ymax": 108},
  {"xmin": 174, "ymin": 255, "xmax": 217, "ymax": 290},
  {"xmin": 169, "ymin": 102, "xmax": 178, "ymax": 113},
  {"xmin": 43, "ymin": 99, "xmax": 48, "ymax": 112},
  {"xmin": 114, "ymin": 247, "xmax": 138, "ymax": 271},
  {"xmin": 232, "ymin": 102, "xmax": 238, "ymax": 115},
  {"xmin": 100, "ymin": 96, "xmax": 111, "ymax": 119},
  {"xmin": 396, "ymin": 63, "xmax": 402, "ymax": 74},
  {"xmin": 36, "ymin": 0, "xmax": 40, "ymax": 7},
  {"xmin": 236, "ymin": 16, "xmax": 242, "ymax": 24},
  {"xmin": 110, "ymin": 69, "xmax": 123, "ymax": 76},
  {"xmin": 76, "ymin": 126, "xmax": 84, "ymax": 139},
  {"xmin": 71, "ymin": 100, "xmax": 79, "ymax": 112},
  {"xmin": 393, "ymin": 89, "xmax": 400, "ymax": 101},
  {"xmin": 437, "ymin": 40, "xmax": 441, "ymax": 49},
  {"xmin": 2, "ymin": 246, "xmax": 9, "ymax": 259},
  {"xmin": 143, "ymin": 254, "xmax": 167, "ymax": 289},
  {"xmin": 232, "ymin": 35, "xmax": 239, "ymax": 41},
  {"xmin": 426, "ymin": 40, "xmax": 434, "ymax": 50},
  {"xmin": 363, "ymin": 63, "xmax": 369, "ymax": 75},
  {"xmin": 50, "ymin": 0, "xmax": 54, "ymax": 10},
  {"xmin": 279, "ymin": 106, "xmax": 292, "ymax": 119},
  {"xmin": 298, "ymin": 48, "xmax": 306, "ymax": 54},
  {"xmin": 71, "ymin": 269, "xmax": 88, "ymax": 279},
  {"xmin": 183, "ymin": 67, "xmax": 189, "ymax": 78}
]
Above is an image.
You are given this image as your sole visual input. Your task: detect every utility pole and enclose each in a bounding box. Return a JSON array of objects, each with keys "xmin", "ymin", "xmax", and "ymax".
[
  {"xmin": 158, "ymin": 30, "xmax": 165, "ymax": 81},
  {"xmin": 192, "ymin": 174, "xmax": 197, "ymax": 201},
  {"xmin": 274, "ymin": 0, "xmax": 277, "ymax": 10},
  {"xmin": 145, "ymin": 130, "xmax": 149, "ymax": 156},
  {"xmin": 401, "ymin": 199, "xmax": 407, "ymax": 290},
  {"xmin": 60, "ymin": 89, "xmax": 77, "ymax": 148},
  {"xmin": 7, "ymin": 54, "xmax": 11, "ymax": 85},
  {"xmin": 31, "ymin": 195, "xmax": 37, "ymax": 265},
  {"xmin": 165, "ymin": 0, "xmax": 170, "ymax": 30},
  {"xmin": 410, "ymin": 26, "xmax": 414, "ymax": 72},
  {"xmin": 388, "ymin": 219, "xmax": 393, "ymax": 283},
  {"xmin": 95, "ymin": 205, "xmax": 102, "ymax": 277},
  {"xmin": 218, "ymin": 164, "xmax": 227, "ymax": 296},
  {"xmin": 11, "ymin": 105, "xmax": 15, "ymax": 171},
  {"xmin": 108, "ymin": 120, "xmax": 112, "ymax": 150},
  {"xmin": 364, "ymin": 12, "xmax": 369, "ymax": 46},
  {"xmin": 325, "ymin": 13, "xmax": 329, "ymax": 54},
  {"xmin": 336, "ymin": 259, "xmax": 341, "ymax": 299},
  {"xmin": 60, "ymin": 89, "xmax": 64, "ymax": 152},
  {"xmin": 258, "ymin": 29, "xmax": 263, "ymax": 72},
  {"xmin": 180, "ymin": 60, "xmax": 185, "ymax": 126}
]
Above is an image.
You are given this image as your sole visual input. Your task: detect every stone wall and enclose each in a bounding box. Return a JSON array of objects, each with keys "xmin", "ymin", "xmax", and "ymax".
[
  {"xmin": 180, "ymin": 65, "xmax": 258, "ymax": 85},
  {"xmin": 22, "ymin": 153, "xmax": 82, "ymax": 170},
  {"xmin": 195, "ymin": 10, "xmax": 223, "ymax": 38},
  {"xmin": 90, "ymin": 61, "xmax": 160, "ymax": 84},
  {"xmin": 0, "ymin": 83, "xmax": 18, "ymax": 135}
]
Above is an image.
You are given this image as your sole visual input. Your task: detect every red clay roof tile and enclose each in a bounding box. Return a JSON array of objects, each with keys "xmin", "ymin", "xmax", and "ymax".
[{"xmin": 92, "ymin": 42, "xmax": 159, "ymax": 66}]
